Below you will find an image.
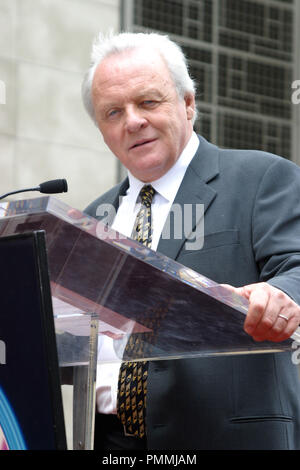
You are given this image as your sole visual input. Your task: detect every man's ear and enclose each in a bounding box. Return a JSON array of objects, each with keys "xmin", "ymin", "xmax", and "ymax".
[{"xmin": 184, "ymin": 93, "xmax": 196, "ymax": 121}]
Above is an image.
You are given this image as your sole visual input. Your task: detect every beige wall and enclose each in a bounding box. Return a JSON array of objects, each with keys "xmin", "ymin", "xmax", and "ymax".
[{"xmin": 0, "ymin": 0, "xmax": 120, "ymax": 210}]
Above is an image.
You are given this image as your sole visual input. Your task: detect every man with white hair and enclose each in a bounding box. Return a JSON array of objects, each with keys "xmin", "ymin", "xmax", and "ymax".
[{"xmin": 82, "ymin": 31, "xmax": 300, "ymax": 450}]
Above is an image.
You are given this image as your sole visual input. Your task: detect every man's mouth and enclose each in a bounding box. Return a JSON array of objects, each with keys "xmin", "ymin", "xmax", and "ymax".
[{"xmin": 130, "ymin": 138, "xmax": 156, "ymax": 150}]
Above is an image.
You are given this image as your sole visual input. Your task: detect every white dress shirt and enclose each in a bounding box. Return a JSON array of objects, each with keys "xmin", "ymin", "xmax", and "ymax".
[{"xmin": 96, "ymin": 132, "xmax": 199, "ymax": 414}]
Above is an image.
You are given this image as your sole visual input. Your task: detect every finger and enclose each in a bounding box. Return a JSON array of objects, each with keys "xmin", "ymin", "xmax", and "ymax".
[
  {"xmin": 67, "ymin": 208, "xmax": 83, "ymax": 219},
  {"xmin": 219, "ymin": 283, "xmax": 235, "ymax": 291},
  {"xmin": 220, "ymin": 284, "xmax": 248, "ymax": 299},
  {"xmin": 266, "ymin": 310, "xmax": 300, "ymax": 343},
  {"xmin": 243, "ymin": 285, "xmax": 270, "ymax": 337},
  {"xmin": 249, "ymin": 290, "xmax": 285, "ymax": 341}
]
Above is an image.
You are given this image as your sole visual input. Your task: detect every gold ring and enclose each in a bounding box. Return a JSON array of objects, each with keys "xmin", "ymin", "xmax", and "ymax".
[{"xmin": 278, "ymin": 313, "xmax": 289, "ymax": 322}]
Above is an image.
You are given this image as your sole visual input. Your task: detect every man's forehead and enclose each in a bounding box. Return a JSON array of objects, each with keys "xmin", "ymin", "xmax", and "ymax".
[
  {"xmin": 97, "ymin": 47, "xmax": 168, "ymax": 76},
  {"xmin": 93, "ymin": 48, "xmax": 173, "ymax": 92}
]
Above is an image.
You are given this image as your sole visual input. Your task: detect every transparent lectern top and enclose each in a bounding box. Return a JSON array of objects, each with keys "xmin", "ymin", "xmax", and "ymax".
[{"xmin": 0, "ymin": 196, "xmax": 298, "ymax": 362}]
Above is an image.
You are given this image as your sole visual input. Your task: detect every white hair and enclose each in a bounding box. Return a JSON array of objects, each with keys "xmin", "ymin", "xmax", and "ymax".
[{"xmin": 81, "ymin": 31, "xmax": 197, "ymax": 125}]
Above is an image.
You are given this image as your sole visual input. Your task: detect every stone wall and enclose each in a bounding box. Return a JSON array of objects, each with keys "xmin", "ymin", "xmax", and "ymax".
[{"xmin": 0, "ymin": 0, "xmax": 120, "ymax": 210}]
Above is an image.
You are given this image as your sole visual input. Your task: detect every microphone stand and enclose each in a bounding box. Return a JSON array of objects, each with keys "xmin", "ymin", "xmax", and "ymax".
[
  {"xmin": 0, "ymin": 186, "xmax": 41, "ymax": 201},
  {"xmin": 0, "ymin": 179, "xmax": 68, "ymax": 202}
]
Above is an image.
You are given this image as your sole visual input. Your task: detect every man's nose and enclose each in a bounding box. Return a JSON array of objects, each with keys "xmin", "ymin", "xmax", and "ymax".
[{"xmin": 124, "ymin": 107, "xmax": 147, "ymax": 132}]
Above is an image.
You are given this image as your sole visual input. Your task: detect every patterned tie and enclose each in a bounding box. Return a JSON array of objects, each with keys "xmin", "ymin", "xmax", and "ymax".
[{"xmin": 117, "ymin": 185, "xmax": 155, "ymax": 438}]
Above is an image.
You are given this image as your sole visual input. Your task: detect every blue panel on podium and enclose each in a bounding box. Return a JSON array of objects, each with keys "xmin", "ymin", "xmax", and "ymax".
[{"xmin": 0, "ymin": 231, "xmax": 66, "ymax": 450}]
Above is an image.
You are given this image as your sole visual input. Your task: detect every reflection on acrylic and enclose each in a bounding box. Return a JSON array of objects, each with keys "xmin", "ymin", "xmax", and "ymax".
[
  {"xmin": 0, "ymin": 387, "xmax": 26, "ymax": 450},
  {"xmin": 0, "ymin": 425, "xmax": 9, "ymax": 450}
]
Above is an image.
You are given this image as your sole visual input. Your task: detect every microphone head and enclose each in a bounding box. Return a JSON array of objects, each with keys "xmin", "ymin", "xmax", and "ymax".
[{"xmin": 39, "ymin": 179, "xmax": 68, "ymax": 194}]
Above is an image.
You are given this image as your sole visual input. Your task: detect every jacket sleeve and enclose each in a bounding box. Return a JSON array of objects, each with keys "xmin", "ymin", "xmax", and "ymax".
[{"xmin": 252, "ymin": 156, "xmax": 300, "ymax": 304}]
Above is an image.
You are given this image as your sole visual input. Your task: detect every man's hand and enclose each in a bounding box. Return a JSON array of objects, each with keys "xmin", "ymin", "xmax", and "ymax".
[{"xmin": 225, "ymin": 282, "xmax": 300, "ymax": 342}]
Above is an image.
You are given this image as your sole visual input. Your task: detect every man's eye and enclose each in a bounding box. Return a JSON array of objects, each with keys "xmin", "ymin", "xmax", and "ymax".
[
  {"xmin": 142, "ymin": 100, "xmax": 156, "ymax": 106},
  {"xmin": 107, "ymin": 109, "xmax": 120, "ymax": 118}
]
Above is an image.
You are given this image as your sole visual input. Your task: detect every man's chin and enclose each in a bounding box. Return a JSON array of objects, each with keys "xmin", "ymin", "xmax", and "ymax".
[{"xmin": 131, "ymin": 164, "xmax": 169, "ymax": 183}]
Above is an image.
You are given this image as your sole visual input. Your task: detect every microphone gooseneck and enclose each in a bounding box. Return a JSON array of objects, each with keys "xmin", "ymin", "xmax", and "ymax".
[{"xmin": 0, "ymin": 179, "xmax": 68, "ymax": 201}]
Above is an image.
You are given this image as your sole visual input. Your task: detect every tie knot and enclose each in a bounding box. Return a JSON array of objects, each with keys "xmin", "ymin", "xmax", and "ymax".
[{"xmin": 140, "ymin": 185, "xmax": 155, "ymax": 208}]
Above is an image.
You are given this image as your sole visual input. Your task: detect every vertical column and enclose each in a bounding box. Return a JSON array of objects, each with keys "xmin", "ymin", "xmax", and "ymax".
[
  {"xmin": 118, "ymin": 0, "xmax": 134, "ymax": 182},
  {"xmin": 292, "ymin": 0, "xmax": 300, "ymax": 166},
  {"xmin": 211, "ymin": 0, "xmax": 219, "ymax": 145}
]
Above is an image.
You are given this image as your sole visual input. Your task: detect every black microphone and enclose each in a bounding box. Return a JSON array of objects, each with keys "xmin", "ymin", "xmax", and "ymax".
[
  {"xmin": 0, "ymin": 178, "xmax": 68, "ymax": 201},
  {"xmin": 39, "ymin": 178, "xmax": 68, "ymax": 194}
]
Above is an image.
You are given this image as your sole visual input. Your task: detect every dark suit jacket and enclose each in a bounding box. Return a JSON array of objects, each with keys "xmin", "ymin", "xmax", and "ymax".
[{"xmin": 85, "ymin": 135, "xmax": 300, "ymax": 450}]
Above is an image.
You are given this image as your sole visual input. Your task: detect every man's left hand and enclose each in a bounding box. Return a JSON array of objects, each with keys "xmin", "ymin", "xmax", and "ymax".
[{"xmin": 228, "ymin": 282, "xmax": 300, "ymax": 342}]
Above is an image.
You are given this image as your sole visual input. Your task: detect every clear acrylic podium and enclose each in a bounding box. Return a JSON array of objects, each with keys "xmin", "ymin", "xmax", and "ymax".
[
  {"xmin": 0, "ymin": 230, "xmax": 98, "ymax": 450},
  {"xmin": 0, "ymin": 196, "xmax": 298, "ymax": 450}
]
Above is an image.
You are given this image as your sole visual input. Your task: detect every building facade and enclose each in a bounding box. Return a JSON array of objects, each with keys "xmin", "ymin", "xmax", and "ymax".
[{"xmin": 122, "ymin": 0, "xmax": 299, "ymax": 166}]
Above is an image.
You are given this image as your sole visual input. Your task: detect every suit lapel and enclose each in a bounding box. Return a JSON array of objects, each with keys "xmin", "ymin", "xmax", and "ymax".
[
  {"xmin": 97, "ymin": 178, "xmax": 129, "ymax": 226},
  {"xmin": 157, "ymin": 135, "xmax": 220, "ymax": 259}
]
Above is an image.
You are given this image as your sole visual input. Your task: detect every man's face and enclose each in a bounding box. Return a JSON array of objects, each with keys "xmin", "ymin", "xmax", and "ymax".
[{"xmin": 91, "ymin": 48, "xmax": 195, "ymax": 182}]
